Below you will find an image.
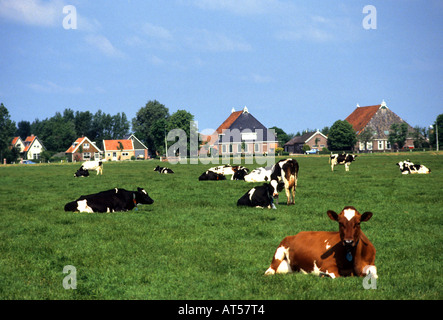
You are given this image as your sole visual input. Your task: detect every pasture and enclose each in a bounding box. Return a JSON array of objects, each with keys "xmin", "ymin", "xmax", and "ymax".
[{"xmin": 0, "ymin": 153, "xmax": 442, "ymax": 300}]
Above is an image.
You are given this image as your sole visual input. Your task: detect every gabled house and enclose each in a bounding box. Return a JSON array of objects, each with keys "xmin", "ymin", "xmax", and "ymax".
[
  {"xmin": 124, "ymin": 134, "xmax": 149, "ymax": 159},
  {"xmin": 207, "ymin": 106, "xmax": 278, "ymax": 156},
  {"xmin": 284, "ymin": 130, "xmax": 328, "ymax": 154},
  {"xmin": 14, "ymin": 135, "xmax": 46, "ymax": 160},
  {"xmin": 345, "ymin": 100, "xmax": 417, "ymax": 152},
  {"xmin": 65, "ymin": 136, "xmax": 102, "ymax": 162},
  {"xmin": 103, "ymin": 139, "xmax": 135, "ymax": 161}
]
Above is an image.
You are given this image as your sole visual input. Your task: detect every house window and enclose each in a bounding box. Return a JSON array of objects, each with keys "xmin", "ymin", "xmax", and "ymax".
[
  {"xmin": 378, "ymin": 141, "xmax": 384, "ymax": 150},
  {"xmin": 122, "ymin": 152, "xmax": 129, "ymax": 156},
  {"xmin": 237, "ymin": 144, "xmax": 242, "ymax": 153},
  {"xmin": 83, "ymin": 143, "xmax": 90, "ymax": 149},
  {"xmin": 83, "ymin": 152, "xmax": 91, "ymax": 159},
  {"xmin": 222, "ymin": 145, "xmax": 227, "ymax": 153},
  {"xmin": 255, "ymin": 143, "xmax": 260, "ymax": 152},
  {"xmin": 244, "ymin": 144, "xmax": 249, "ymax": 153},
  {"xmin": 386, "ymin": 141, "xmax": 391, "ymax": 149}
]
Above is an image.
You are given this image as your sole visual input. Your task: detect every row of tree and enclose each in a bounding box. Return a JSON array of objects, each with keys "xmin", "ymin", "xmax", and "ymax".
[{"xmin": 1, "ymin": 101, "xmax": 442, "ymax": 163}]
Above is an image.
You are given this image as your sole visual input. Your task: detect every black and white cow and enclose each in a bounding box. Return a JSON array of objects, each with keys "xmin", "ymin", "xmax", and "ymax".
[
  {"xmin": 396, "ymin": 160, "xmax": 431, "ymax": 174},
  {"xmin": 330, "ymin": 154, "xmax": 357, "ymax": 172},
  {"xmin": 244, "ymin": 166, "xmax": 273, "ymax": 182},
  {"xmin": 270, "ymin": 159, "xmax": 299, "ymax": 205},
  {"xmin": 64, "ymin": 187, "xmax": 154, "ymax": 213},
  {"xmin": 231, "ymin": 166, "xmax": 250, "ymax": 180},
  {"xmin": 154, "ymin": 165, "xmax": 174, "ymax": 174},
  {"xmin": 198, "ymin": 170, "xmax": 226, "ymax": 181},
  {"xmin": 237, "ymin": 183, "xmax": 279, "ymax": 209},
  {"xmin": 74, "ymin": 168, "xmax": 89, "ymax": 177},
  {"xmin": 208, "ymin": 165, "xmax": 235, "ymax": 175},
  {"xmin": 80, "ymin": 160, "xmax": 103, "ymax": 175}
]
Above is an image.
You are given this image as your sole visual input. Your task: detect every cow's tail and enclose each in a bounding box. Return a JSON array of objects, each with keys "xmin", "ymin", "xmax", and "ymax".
[{"xmin": 64, "ymin": 201, "xmax": 77, "ymax": 212}]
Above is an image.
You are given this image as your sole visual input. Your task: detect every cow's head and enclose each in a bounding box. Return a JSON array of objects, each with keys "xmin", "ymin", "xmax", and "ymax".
[
  {"xmin": 135, "ymin": 187, "xmax": 154, "ymax": 205},
  {"xmin": 153, "ymin": 166, "xmax": 160, "ymax": 171},
  {"xmin": 327, "ymin": 206, "xmax": 372, "ymax": 247},
  {"xmin": 74, "ymin": 168, "xmax": 89, "ymax": 177},
  {"xmin": 270, "ymin": 179, "xmax": 285, "ymax": 198}
]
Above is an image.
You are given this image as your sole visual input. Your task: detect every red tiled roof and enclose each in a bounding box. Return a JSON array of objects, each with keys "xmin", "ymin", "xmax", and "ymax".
[
  {"xmin": 11, "ymin": 137, "xmax": 20, "ymax": 146},
  {"xmin": 23, "ymin": 135, "xmax": 36, "ymax": 152},
  {"xmin": 103, "ymin": 139, "xmax": 134, "ymax": 151},
  {"xmin": 345, "ymin": 105, "xmax": 380, "ymax": 134},
  {"xmin": 215, "ymin": 111, "xmax": 242, "ymax": 134},
  {"xmin": 65, "ymin": 137, "xmax": 84, "ymax": 153}
]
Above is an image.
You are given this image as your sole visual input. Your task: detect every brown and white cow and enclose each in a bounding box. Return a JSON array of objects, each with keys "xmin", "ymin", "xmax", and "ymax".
[
  {"xmin": 265, "ymin": 206, "xmax": 377, "ymax": 279},
  {"xmin": 270, "ymin": 159, "xmax": 299, "ymax": 205}
]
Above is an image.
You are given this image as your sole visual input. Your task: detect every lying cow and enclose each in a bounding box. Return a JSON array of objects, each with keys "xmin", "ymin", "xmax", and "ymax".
[
  {"xmin": 74, "ymin": 168, "xmax": 89, "ymax": 177},
  {"xmin": 396, "ymin": 160, "xmax": 431, "ymax": 174},
  {"xmin": 80, "ymin": 160, "xmax": 103, "ymax": 175},
  {"xmin": 231, "ymin": 166, "xmax": 249, "ymax": 180},
  {"xmin": 154, "ymin": 165, "xmax": 174, "ymax": 174},
  {"xmin": 244, "ymin": 167, "xmax": 273, "ymax": 182},
  {"xmin": 198, "ymin": 170, "xmax": 226, "ymax": 181},
  {"xmin": 330, "ymin": 154, "xmax": 357, "ymax": 172},
  {"xmin": 265, "ymin": 206, "xmax": 377, "ymax": 279},
  {"xmin": 237, "ymin": 183, "xmax": 282, "ymax": 209},
  {"xmin": 208, "ymin": 164, "xmax": 235, "ymax": 175},
  {"xmin": 270, "ymin": 159, "xmax": 299, "ymax": 205},
  {"xmin": 64, "ymin": 187, "xmax": 154, "ymax": 213}
]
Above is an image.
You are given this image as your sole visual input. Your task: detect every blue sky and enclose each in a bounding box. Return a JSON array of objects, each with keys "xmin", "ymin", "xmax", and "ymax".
[{"xmin": 1, "ymin": 0, "xmax": 442, "ymax": 135}]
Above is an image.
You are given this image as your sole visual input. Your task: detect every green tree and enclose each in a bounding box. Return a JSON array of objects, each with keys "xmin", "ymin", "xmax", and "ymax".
[
  {"xmin": 16, "ymin": 120, "xmax": 31, "ymax": 140},
  {"xmin": 132, "ymin": 100, "xmax": 170, "ymax": 155},
  {"xmin": 327, "ymin": 120, "xmax": 357, "ymax": 151},
  {"xmin": 270, "ymin": 126, "xmax": 291, "ymax": 147},
  {"xmin": 167, "ymin": 109, "xmax": 196, "ymax": 157},
  {"xmin": 429, "ymin": 114, "xmax": 443, "ymax": 150},
  {"xmin": 0, "ymin": 103, "xmax": 17, "ymax": 162},
  {"xmin": 388, "ymin": 123, "xmax": 409, "ymax": 150}
]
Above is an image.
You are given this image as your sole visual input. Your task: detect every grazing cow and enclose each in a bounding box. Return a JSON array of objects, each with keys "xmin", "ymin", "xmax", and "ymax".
[
  {"xmin": 231, "ymin": 166, "xmax": 250, "ymax": 180},
  {"xmin": 154, "ymin": 165, "xmax": 174, "ymax": 174},
  {"xmin": 237, "ymin": 183, "xmax": 282, "ymax": 209},
  {"xmin": 64, "ymin": 187, "xmax": 154, "ymax": 213},
  {"xmin": 80, "ymin": 160, "xmax": 103, "ymax": 175},
  {"xmin": 330, "ymin": 154, "xmax": 357, "ymax": 172},
  {"xmin": 74, "ymin": 168, "xmax": 89, "ymax": 178},
  {"xmin": 396, "ymin": 160, "xmax": 431, "ymax": 174},
  {"xmin": 265, "ymin": 206, "xmax": 377, "ymax": 279},
  {"xmin": 270, "ymin": 159, "xmax": 299, "ymax": 205},
  {"xmin": 198, "ymin": 170, "xmax": 226, "ymax": 181},
  {"xmin": 244, "ymin": 167, "xmax": 273, "ymax": 182}
]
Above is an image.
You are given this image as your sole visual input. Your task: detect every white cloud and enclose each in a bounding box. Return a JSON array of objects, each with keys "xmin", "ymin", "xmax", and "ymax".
[
  {"xmin": 184, "ymin": 29, "xmax": 252, "ymax": 52},
  {"xmin": 84, "ymin": 34, "xmax": 125, "ymax": 58},
  {"xmin": 0, "ymin": 0, "xmax": 65, "ymax": 27},
  {"xmin": 28, "ymin": 80, "xmax": 83, "ymax": 94},
  {"xmin": 142, "ymin": 22, "xmax": 173, "ymax": 40}
]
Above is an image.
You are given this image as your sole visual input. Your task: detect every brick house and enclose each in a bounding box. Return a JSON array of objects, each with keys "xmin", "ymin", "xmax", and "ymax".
[
  {"xmin": 65, "ymin": 136, "xmax": 102, "ymax": 162},
  {"xmin": 204, "ymin": 106, "xmax": 278, "ymax": 156},
  {"xmin": 345, "ymin": 100, "xmax": 417, "ymax": 152},
  {"xmin": 284, "ymin": 130, "xmax": 328, "ymax": 154}
]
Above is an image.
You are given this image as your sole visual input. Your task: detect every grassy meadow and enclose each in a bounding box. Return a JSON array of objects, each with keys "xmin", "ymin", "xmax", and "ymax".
[{"xmin": 0, "ymin": 152, "xmax": 442, "ymax": 300}]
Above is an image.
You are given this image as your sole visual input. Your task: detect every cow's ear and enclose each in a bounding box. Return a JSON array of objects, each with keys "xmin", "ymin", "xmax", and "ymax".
[
  {"xmin": 361, "ymin": 211, "xmax": 373, "ymax": 222},
  {"xmin": 327, "ymin": 210, "xmax": 339, "ymax": 221}
]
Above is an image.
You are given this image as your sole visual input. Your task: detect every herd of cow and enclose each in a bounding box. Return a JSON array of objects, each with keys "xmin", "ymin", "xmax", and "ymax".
[{"xmin": 64, "ymin": 153, "xmax": 431, "ymax": 279}]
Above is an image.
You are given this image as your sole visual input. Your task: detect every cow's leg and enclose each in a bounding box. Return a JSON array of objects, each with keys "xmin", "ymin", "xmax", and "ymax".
[
  {"xmin": 265, "ymin": 246, "xmax": 292, "ymax": 275},
  {"xmin": 345, "ymin": 163, "xmax": 349, "ymax": 172}
]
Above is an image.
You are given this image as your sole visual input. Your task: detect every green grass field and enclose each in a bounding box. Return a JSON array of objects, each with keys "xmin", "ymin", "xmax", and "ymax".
[{"xmin": 0, "ymin": 153, "xmax": 442, "ymax": 300}]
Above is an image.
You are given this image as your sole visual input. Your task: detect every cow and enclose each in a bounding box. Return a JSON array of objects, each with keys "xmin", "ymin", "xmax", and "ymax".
[
  {"xmin": 396, "ymin": 160, "xmax": 431, "ymax": 174},
  {"xmin": 154, "ymin": 165, "xmax": 174, "ymax": 174},
  {"xmin": 208, "ymin": 165, "xmax": 235, "ymax": 175},
  {"xmin": 237, "ymin": 183, "xmax": 282, "ymax": 209},
  {"xmin": 74, "ymin": 168, "xmax": 89, "ymax": 177},
  {"xmin": 264, "ymin": 206, "xmax": 377, "ymax": 280},
  {"xmin": 80, "ymin": 160, "xmax": 103, "ymax": 175},
  {"xmin": 244, "ymin": 167, "xmax": 273, "ymax": 182},
  {"xmin": 231, "ymin": 166, "xmax": 250, "ymax": 180},
  {"xmin": 198, "ymin": 170, "xmax": 226, "ymax": 181},
  {"xmin": 270, "ymin": 159, "xmax": 299, "ymax": 205},
  {"xmin": 329, "ymin": 154, "xmax": 357, "ymax": 172},
  {"xmin": 64, "ymin": 187, "xmax": 154, "ymax": 213}
]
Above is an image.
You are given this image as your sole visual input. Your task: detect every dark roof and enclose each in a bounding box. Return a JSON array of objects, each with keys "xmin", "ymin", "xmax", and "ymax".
[
  {"xmin": 284, "ymin": 132, "xmax": 316, "ymax": 146},
  {"xmin": 217, "ymin": 109, "xmax": 276, "ymax": 143}
]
